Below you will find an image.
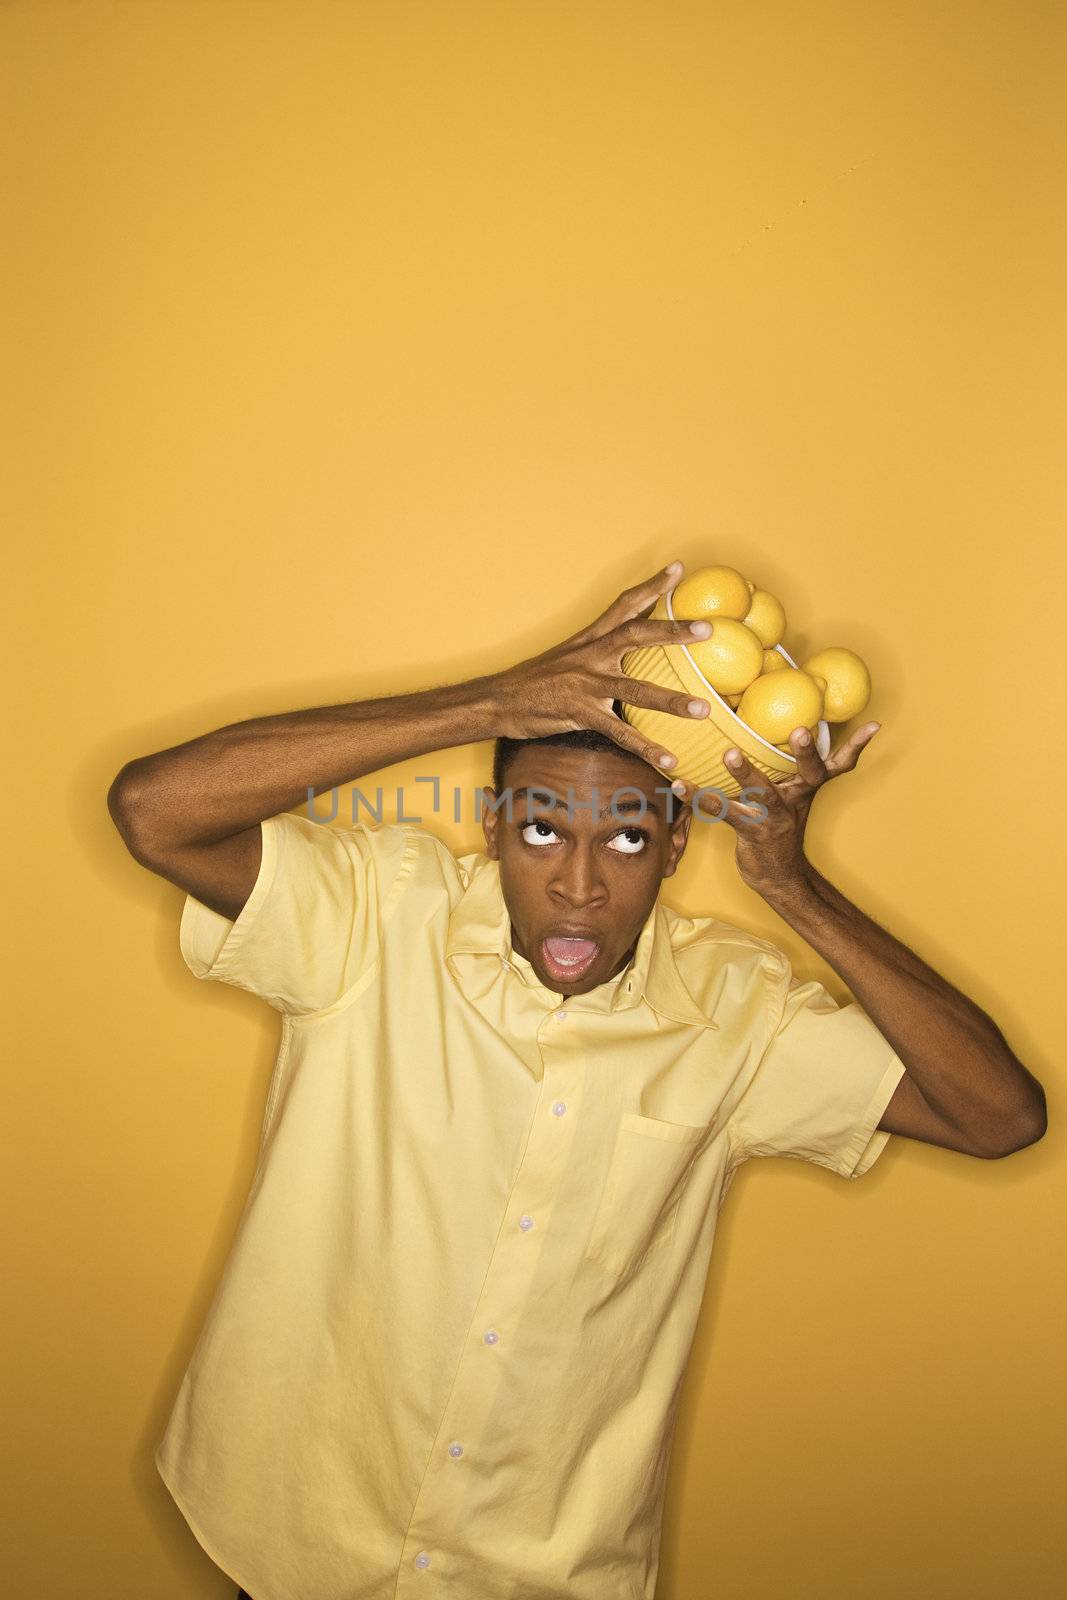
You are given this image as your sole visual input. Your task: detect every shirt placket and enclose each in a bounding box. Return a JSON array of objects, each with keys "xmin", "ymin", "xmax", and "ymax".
[{"xmin": 394, "ymin": 996, "xmax": 582, "ymax": 1594}]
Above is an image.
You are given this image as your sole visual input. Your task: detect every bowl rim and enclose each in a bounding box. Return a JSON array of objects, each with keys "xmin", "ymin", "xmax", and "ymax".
[{"xmin": 665, "ymin": 587, "xmax": 831, "ymax": 762}]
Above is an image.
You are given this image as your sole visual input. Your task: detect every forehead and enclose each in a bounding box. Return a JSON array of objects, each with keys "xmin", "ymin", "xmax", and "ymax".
[{"xmin": 501, "ymin": 744, "xmax": 671, "ymax": 820}]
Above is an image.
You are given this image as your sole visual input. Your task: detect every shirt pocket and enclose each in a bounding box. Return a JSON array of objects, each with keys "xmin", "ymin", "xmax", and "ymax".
[{"xmin": 583, "ymin": 1110, "xmax": 713, "ymax": 1283}]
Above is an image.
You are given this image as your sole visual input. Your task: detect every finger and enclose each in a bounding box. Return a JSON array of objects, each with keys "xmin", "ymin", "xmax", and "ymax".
[
  {"xmin": 823, "ymin": 721, "xmax": 880, "ymax": 778},
  {"xmin": 610, "ymin": 674, "xmax": 712, "ymax": 722},
  {"xmin": 721, "ymin": 746, "xmax": 785, "ymax": 809},
  {"xmin": 784, "ymin": 725, "xmax": 829, "ymax": 785},
  {"xmin": 586, "ymin": 709, "xmax": 682, "ymax": 774},
  {"xmin": 691, "ymin": 786, "xmax": 729, "ymax": 821},
  {"xmin": 586, "ymin": 559, "xmax": 686, "ymax": 638},
  {"xmin": 690, "ymin": 787, "xmax": 760, "ymax": 828},
  {"xmin": 611, "ymin": 615, "xmax": 713, "ymax": 654},
  {"xmin": 613, "ymin": 559, "xmax": 685, "ymax": 622}
]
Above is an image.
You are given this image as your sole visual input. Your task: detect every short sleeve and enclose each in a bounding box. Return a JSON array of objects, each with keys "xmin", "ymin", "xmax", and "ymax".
[
  {"xmin": 728, "ymin": 961, "xmax": 908, "ymax": 1180},
  {"xmin": 178, "ymin": 811, "xmax": 417, "ymax": 1016}
]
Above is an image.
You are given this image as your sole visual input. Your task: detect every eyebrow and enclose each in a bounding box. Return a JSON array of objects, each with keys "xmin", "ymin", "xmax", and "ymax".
[{"xmin": 508, "ymin": 786, "xmax": 665, "ymax": 821}]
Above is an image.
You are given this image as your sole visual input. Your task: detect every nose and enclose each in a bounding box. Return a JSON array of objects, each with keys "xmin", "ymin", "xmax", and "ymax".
[{"xmin": 548, "ymin": 847, "xmax": 608, "ymax": 911}]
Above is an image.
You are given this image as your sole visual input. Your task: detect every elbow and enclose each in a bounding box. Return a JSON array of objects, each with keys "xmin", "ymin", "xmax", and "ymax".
[
  {"xmin": 106, "ymin": 760, "xmax": 141, "ymax": 834},
  {"xmin": 107, "ymin": 759, "xmax": 162, "ymax": 863},
  {"xmin": 991, "ymin": 1089, "xmax": 1048, "ymax": 1158}
]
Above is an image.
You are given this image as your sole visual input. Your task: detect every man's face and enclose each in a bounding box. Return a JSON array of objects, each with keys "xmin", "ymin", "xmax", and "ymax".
[{"xmin": 481, "ymin": 745, "xmax": 692, "ymax": 996}]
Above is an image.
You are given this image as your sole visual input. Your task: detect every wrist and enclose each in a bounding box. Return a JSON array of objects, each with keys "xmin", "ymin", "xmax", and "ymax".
[
  {"xmin": 753, "ymin": 858, "xmax": 821, "ymax": 915},
  {"xmin": 418, "ymin": 672, "xmax": 515, "ymax": 747},
  {"xmin": 482, "ymin": 667, "xmax": 537, "ymax": 741}
]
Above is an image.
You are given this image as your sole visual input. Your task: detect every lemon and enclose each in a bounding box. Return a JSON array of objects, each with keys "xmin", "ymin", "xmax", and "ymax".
[
  {"xmin": 671, "ymin": 565, "xmax": 752, "ymax": 621},
  {"xmin": 686, "ymin": 618, "xmax": 764, "ymax": 694},
  {"xmin": 800, "ymin": 648, "xmax": 871, "ymax": 722},
  {"xmin": 740, "ymin": 588, "xmax": 786, "ymax": 647},
  {"xmin": 736, "ymin": 667, "xmax": 825, "ymax": 744},
  {"xmin": 724, "ymin": 691, "xmax": 743, "ymax": 707},
  {"xmin": 761, "ymin": 648, "xmax": 789, "ymax": 674}
]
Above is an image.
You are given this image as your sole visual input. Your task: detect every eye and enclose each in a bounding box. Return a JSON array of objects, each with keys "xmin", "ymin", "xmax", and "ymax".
[
  {"xmin": 520, "ymin": 819, "xmax": 560, "ymax": 847},
  {"xmin": 606, "ymin": 827, "xmax": 649, "ymax": 855}
]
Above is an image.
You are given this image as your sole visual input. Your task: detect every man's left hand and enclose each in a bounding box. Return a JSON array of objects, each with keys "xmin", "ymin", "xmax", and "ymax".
[{"xmin": 676, "ymin": 721, "xmax": 881, "ymax": 895}]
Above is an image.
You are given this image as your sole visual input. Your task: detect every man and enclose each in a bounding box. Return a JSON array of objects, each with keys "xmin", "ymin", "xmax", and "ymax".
[{"xmin": 109, "ymin": 560, "xmax": 1046, "ymax": 1600}]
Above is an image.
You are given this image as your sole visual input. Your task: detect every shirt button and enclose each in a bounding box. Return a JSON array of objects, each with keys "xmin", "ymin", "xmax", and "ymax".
[
  {"xmin": 448, "ymin": 1441, "xmax": 464, "ymax": 1457},
  {"xmin": 551, "ymin": 1101, "xmax": 567, "ymax": 1117},
  {"xmin": 556, "ymin": 1008, "xmax": 568, "ymax": 1020},
  {"xmin": 518, "ymin": 1214, "xmax": 535, "ymax": 1231},
  {"xmin": 415, "ymin": 1552, "xmax": 431, "ymax": 1569},
  {"xmin": 483, "ymin": 1328, "xmax": 500, "ymax": 1345}
]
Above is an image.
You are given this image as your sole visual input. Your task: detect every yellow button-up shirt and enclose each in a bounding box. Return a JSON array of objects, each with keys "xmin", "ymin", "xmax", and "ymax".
[{"xmin": 156, "ymin": 810, "xmax": 906, "ymax": 1600}]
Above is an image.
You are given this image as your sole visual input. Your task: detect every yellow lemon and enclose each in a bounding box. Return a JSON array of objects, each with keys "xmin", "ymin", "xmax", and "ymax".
[
  {"xmin": 761, "ymin": 648, "xmax": 789, "ymax": 674},
  {"xmin": 723, "ymin": 690, "xmax": 743, "ymax": 707},
  {"xmin": 736, "ymin": 668, "xmax": 825, "ymax": 744},
  {"xmin": 800, "ymin": 648, "xmax": 871, "ymax": 722},
  {"xmin": 740, "ymin": 588, "xmax": 787, "ymax": 647},
  {"xmin": 686, "ymin": 618, "xmax": 764, "ymax": 694},
  {"xmin": 671, "ymin": 565, "xmax": 751, "ymax": 621}
]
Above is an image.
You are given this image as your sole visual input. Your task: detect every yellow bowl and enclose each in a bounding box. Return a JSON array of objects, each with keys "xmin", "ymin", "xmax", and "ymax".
[{"xmin": 619, "ymin": 587, "xmax": 831, "ymax": 798}]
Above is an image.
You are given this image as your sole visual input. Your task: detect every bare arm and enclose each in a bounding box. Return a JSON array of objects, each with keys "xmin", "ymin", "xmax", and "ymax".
[
  {"xmin": 761, "ymin": 863, "xmax": 1047, "ymax": 1158},
  {"xmin": 107, "ymin": 677, "xmax": 510, "ymax": 920},
  {"xmin": 697, "ymin": 737, "xmax": 1046, "ymax": 1158},
  {"xmin": 107, "ymin": 560, "xmax": 716, "ymax": 920}
]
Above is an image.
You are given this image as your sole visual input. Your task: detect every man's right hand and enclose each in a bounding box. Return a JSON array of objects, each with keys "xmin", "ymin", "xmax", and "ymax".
[
  {"xmin": 492, "ymin": 560, "xmax": 714, "ymax": 773},
  {"xmin": 108, "ymin": 560, "xmax": 716, "ymax": 921}
]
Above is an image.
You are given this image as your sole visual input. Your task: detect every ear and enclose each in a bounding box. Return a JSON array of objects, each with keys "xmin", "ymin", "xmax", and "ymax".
[
  {"xmin": 661, "ymin": 805, "xmax": 692, "ymax": 878},
  {"xmin": 481, "ymin": 787, "xmax": 501, "ymax": 859}
]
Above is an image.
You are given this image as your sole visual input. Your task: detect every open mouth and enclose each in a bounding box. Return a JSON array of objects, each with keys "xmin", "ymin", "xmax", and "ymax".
[{"xmin": 541, "ymin": 936, "xmax": 600, "ymax": 982}]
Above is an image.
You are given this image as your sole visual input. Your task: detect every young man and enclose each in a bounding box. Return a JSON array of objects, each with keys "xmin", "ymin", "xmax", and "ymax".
[{"xmin": 109, "ymin": 561, "xmax": 1045, "ymax": 1600}]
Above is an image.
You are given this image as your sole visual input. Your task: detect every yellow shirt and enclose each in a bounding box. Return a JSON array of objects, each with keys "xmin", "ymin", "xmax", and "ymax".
[{"xmin": 156, "ymin": 810, "xmax": 906, "ymax": 1600}]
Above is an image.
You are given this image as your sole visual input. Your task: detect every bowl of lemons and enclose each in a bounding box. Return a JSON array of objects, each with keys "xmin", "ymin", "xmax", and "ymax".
[{"xmin": 620, "ymin": 564, "xmax": 872, "ymax": 798}]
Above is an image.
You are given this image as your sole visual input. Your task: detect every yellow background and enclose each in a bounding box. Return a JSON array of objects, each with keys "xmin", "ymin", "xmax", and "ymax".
[{"xmin": 4, "ymin": 2, "xmax": 1064, "ymax": 1596}]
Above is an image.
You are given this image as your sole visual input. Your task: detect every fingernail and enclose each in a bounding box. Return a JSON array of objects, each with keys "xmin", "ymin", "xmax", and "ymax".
[
  {"xmin": 796, "ymin": 729, "xmax": 810, "ymax": 745},
  {"xmin": 671, "ymin": 779, "xmax": 687, "ymax": 798},
  {"xmin": 689, "ymin": 621, "xmax": 712, "ymax": 637},
  {"xmin": 687, "ymin": 699, "xmax": 709, "ymax": 717},
  {"xmin": 725, "ymin": 749, "xmax": 742, "ymax": 766},
  {"xmin": 658, "ymin": 752, "xmax": 677, "ymax": 768},
  {"xmin": 666, "ymin": 560, "xmax": 683, "ymax": 577}
]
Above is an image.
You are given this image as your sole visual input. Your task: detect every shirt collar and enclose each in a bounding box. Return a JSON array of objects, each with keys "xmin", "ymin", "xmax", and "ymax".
[{"xmin": 444, "ymin": 853, "xmax": 716, "ymax": 1029}]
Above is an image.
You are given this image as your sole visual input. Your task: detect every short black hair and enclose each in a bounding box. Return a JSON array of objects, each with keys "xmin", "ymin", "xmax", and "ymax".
[{"xmin": 491, "ymin": 704, "xmax": 683, "ymax": 823}]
